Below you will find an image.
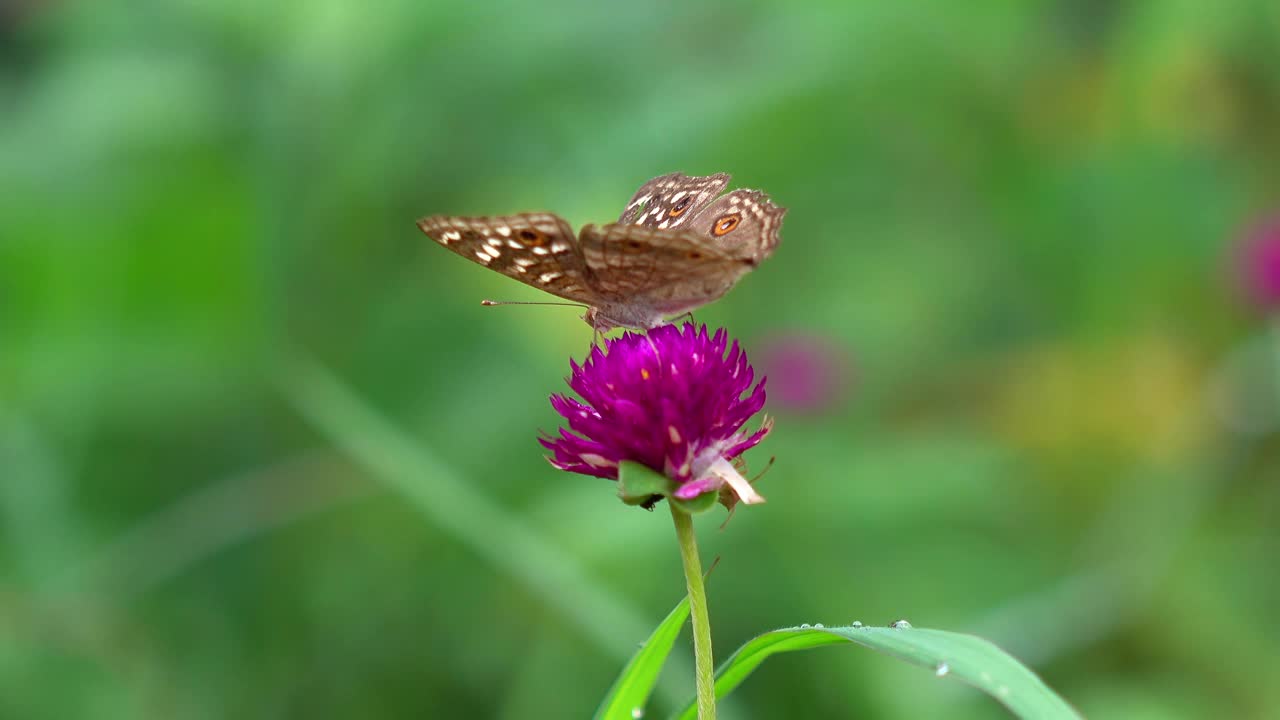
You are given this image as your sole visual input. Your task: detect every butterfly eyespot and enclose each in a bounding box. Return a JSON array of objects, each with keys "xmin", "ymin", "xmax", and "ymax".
[
  {"xmin": 712, "ymin": 214, "xmax": 740, "ymax": 236},
  {"xmin": 518, "ymin": 229, "xmax": 547, "ymax": 245},
  {"xmin": 626, "ymin": 240, "xmax": 643, "ymax": 250},
  {"xmin": 687, "ymin": 251, "xmax": 704, "ymax": 260},
  {"xmin": 668, "ymin": 196, "xmax": 693, "ymax": 217}
]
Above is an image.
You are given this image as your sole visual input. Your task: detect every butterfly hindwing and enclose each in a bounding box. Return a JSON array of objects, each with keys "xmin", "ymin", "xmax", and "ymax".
[
  {"xmin": 684, "ymin": 189, "xmax": 787, "ymax": 261},
  {"xmin": 618, "ymin": 172, "xmax": 732, "ymax": 230}
]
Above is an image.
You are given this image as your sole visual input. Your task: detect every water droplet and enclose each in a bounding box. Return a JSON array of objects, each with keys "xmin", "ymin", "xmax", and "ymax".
[
  {"xmin": 799, "ymin": 623, "xmax": 811, "ymax": 629},
  {"xmin": 935, "ymin": 662, "xmax": 950, "ymax": 677},
  {"xmin": 631, "ymin": 708, "xmax": 644, "ymax": 719},
  {"xmin": 813, "ymin": 623, "xmax": 824, "ymax": 629},
  {"xmin": 850, "ymin": 621, "xmax": 863, "ymax": 628},
  {"xmin": 890, "ymin": 619, "xmax": 912, "ymax": 629}
]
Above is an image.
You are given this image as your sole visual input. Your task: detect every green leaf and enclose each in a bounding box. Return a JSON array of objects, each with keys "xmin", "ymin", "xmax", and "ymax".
[
  {"xmin": 669, "ymin": 489, "xmax": 718, "ymax": 515},
  {"xmin": 595, "ymin": 595, "xmax": 691, "ymax": 720},
  {"xmin": 618, "ymin": 461, "xmax": 671, "ymax": 505},
  {"xmin": 618, "ymin": 461, "xmax": 719, "ymax": 513},
  {"xmin": 673, "ymin": 624, "xmax": 1082, "ymax": 720}
]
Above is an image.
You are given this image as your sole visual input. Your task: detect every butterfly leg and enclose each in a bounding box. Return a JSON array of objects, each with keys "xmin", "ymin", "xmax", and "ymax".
[{"xmin": 673, "ymin": 311, "xmax": 696, "ymax": 327}]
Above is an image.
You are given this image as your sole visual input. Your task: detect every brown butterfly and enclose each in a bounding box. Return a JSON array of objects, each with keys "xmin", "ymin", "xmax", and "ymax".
[{"xmin": 416, "ymin": 172, "xmax": 785, "ymax": 332}]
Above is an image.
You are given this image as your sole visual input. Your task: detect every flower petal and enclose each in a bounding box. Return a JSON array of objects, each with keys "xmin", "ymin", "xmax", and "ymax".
[
  {"xmin": 541, "ymin": 324, "xmax": 772, "ymax": 507},
  {"xmin": 709, "ymin": 456, "xmax": 766, "ymax": 505}
]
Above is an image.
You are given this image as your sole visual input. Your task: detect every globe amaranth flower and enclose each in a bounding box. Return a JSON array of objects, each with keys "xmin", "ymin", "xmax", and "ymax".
[
  {"xmin": 1236, "ymin": 213, "xmax": 1280, "ymax": 310},
  {"xmin": 541, "ymin": 323, "xmax": 772, "ymax": 506},
  {"xmin": 755, "ymin": 331, "xmax": 851, "ymax": 415}
]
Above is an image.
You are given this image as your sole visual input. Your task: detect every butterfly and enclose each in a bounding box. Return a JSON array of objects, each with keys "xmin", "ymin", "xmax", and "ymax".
[{"xmin": 416, "ymin": 171, "xmax": 786, "ymax": 332}]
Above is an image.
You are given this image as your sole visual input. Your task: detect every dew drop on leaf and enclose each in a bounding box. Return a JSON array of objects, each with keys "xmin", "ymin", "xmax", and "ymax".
[
  {"xmin": 935, "ymin": 662, "xmax": 950, "ymax": 677},
  {"xmin": 890, "ymin": 619, "xmax": 912, "ymax": 629}
]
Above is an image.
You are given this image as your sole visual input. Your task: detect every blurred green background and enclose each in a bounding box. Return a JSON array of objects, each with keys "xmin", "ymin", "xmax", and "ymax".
[{"xmin": 3, "ymin": 1, "xmax": 1280, "ymax": 718}]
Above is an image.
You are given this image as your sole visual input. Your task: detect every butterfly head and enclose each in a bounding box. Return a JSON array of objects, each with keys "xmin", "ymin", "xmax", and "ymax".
[
  {"xmin": 583, "ymin": 304, "xmax": 673, "ymax": 333},
  {"xmin": 582, "ymin": 307, "xmax": 611, "ymax": 332}
]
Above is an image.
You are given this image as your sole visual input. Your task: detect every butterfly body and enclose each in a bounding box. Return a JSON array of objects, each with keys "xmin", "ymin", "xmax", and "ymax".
[{"xmin": 417, "ymin": 172, "xmax": 785, "ymax": 332}]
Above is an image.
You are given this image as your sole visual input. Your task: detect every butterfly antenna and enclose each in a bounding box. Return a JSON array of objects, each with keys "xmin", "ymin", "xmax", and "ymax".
[{"xmin": 480, "ymin": 300, "xmax": 589, "ymax": 308}]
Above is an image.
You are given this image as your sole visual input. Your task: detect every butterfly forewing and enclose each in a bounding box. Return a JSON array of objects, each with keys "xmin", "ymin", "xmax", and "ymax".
[
  {"xmin": 416, "ymin": 213, "xmax": 598, "ymax": 304},
  {"xmin": 618, "ymin": 172, "xmax": 732, "ymax": 229},
  {"xmin": 578, "ymin": 223, "xmax": 756, "ymax": 314}
]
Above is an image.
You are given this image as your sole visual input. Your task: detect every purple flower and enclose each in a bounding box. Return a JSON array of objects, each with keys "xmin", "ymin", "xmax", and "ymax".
[
  {"xmin": 755, "ymin": 331, "xmax": 850, "ymax": 414},
  {"xmin": 1237, "ymin": 214, "xmax": 1280, "ymax": 310},
  {"xmin": 541, "ymin": 324, "xmax": 772, "ymax": 506}
]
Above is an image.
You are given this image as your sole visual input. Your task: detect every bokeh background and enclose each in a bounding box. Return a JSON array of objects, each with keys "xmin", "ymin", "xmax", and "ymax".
[{"xmin": 3, "ymin": 1, "xmax": 1279, "ymax": 718}]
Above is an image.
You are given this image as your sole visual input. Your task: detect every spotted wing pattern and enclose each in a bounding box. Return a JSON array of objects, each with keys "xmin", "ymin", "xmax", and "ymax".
[
  {"xmin": 415, "ymin": 213, "xmax": 597, "ymax": 304},
  {"xmin": 618, "ymin": 172, "xmax": 731, "ymax": 229},
  {"xmin": 418, "ymin": 172, "xmax": 785, "ymax": 331},
  {"xmin": 681, "ymin": 188, "xmax": 787, "ymax": 262}
]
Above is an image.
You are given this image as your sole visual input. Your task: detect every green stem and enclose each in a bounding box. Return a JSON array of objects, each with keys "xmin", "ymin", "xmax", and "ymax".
[{"xmin": 670, "ymin": 503, "xmax": 716, "ymax": 720}]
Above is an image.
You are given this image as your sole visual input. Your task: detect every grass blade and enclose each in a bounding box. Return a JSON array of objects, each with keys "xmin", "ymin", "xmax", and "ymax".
[
  {"xmin": 674, "ymin": 624, "xmax": 1081, "ymax": 720},
  {"xmin": 279, "ymin": 354, "xmax": 690, "ymax": 707},
  {"xmin": 595, "ymin": 596, "xmax": 690, "ymax": 720}
]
